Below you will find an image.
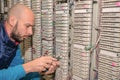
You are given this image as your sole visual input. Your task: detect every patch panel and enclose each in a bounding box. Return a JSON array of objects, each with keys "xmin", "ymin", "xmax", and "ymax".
[
  {"xmin": 55, "ymin": 24, "xmax": 69, "ymax": 27},
  {"xmin": 32, "ymin": 3, "xmax": 41, "ymax": 6},
  {"xmin": 73, "ymin": 44, "xmax": 85, "ymax": 49},
  {"xmin": 74, "ymin": 21, "xmax": 92, "ymax": 25},
  {"xmin": 42, "ymin": 18, "xmax": 53, "ymax": 20},
  {"xmin": 42, "ymin": 32, "xmax": 53, "ymax": 36},
  {"xmin": 55, "ymin": 5, "xmax": 69, "ymax": 9},
  {"xmin": 98, "ymin": 77, "xmax": 113, "ymax": 80},
  {"xmin": 74, "ymin": 29, "xmax": 91, "ymax": 33},
  {"xmin": 24, "ymin": 37, "xmax": 33, "ymax": 62},
  {"xmin": 74, "ymin": 13, "xmax": 91, "ymax": 18},
  {"xmin": 102, "ymin": 0, "xmax": 119, "ymax": 2},
  {"xmin": 42, "ymin": 29, "xmax": 53, "ymax": 32},
  {"xmin": 56, "ymin": 3, "xmax": 68, "ymax": 6},
  {"xmin": 41, "ymin": 5, "xmax": 53, "ymax": 8},
  {"xmin": 99, "ymin": 65, "xmax": 120, "ymax": 74},
  {"xmin": 73, "ymin": 73, "xmax": 89, "ymax": 79},
  {"xmin": 74, "ymin": 33, "xmax": 91, "ymax": 37},
  {"xmin": 74, "ymin": 29, "xmax": 91, "ymax": 32},
  {"xmin": 56, "ymin": 31, "xmax": 69, "ymax": 37},
  {"xmin": 34, "ymin": 14, "xmax": 41, "ymax": 17},
  {"xmin": 99, "ymin": 68, "xmax": 120, "ymax": 76},
  {"xmin": 42, "ymin": 31, "xmax": 53, "ymax": 34},
  {"xmin": 41, "ymin": 0, "xmax": 53, "ymax": 57},
  {"xmin": 102, "ymin": 2, "xmax": 120, "ymax": 7},
  {"xmin": 101, "ymin": 13, "xmax": 120, "ymax": 18},
  {"xmin": 98, "ymin": 48, "xmax": 120, "ymax": 79},
  {"xmin": 55, "ymin": 10, "xmax": 69, "ymax": 14},
  {"xmin": 42, "ymin": 6, "xmax": 53, "ymax": 9},
  {"xmin": 42, "ymin": 40, "xmax": 53, "ymax": 44},
  {"xmin": 100, "ymin": 40, "xmax": 120, "ymax": 48},
  {"xmin": 100, "ymin": 54, "xmax": 119, "ymax": 62},
  {"xmin": 55, "ymin": 13, "xmax": 69, "ymax": 17},
  {"xmin": 73, "ymin": 40, "xmax": 90, "ymax": 44},
  {"xmin": 102, "ymin": 7, "xmax": 120, "ymax": 12},
  {"xmin": 100, "ymin": 31, "xmax": 120, "ymax": 38},
  {"xmin": 100, "ymin": 26, "xmax": 120, "ymax": 32},
  {"xmin": 56, "ymin": 34, "xmax": 69, "ymax": 37},
  {"xmin": 41, "ymin": 0, "xmax": 53, "ymax": 3},
  {"xmin": 55, "ymin": 21, "xmax": 69, "ymax": 24},
  {"xmin": 100, "ymin": 44, "xmax": 120, "ymax": 52},
  {"xmin": 74, "ymin": 9, "xmax": 92, "ymax": 13},
  {"xmin": 76, "ymin": 72, "xmax": 89, "ymax": 76},
  {"xmin": 56, "ymin": 37, "xmax": 69, "ymax": 41},
  {"xmin": 72, "ymin": 52, "xmax": 90, "ymax": 57},
  {"xmin": 98, "ymin": 73, "xmax": 118, "ymax": 80},
  {"xmin": 55, "ymin": 28, "xmax": 69, "ymax": 31},
  {"xmin": 74, "ymin": 24, "xmax": 92, "ymax": 27},
  {"xmin": 41, "ymin": 9, "xmax": 53, "ymax": 13},
  {"xmin": 99, "ymin": 58, "xmax": 119, "ymax": 66},
  {"xmin": 55, "ymin": 41, "xmax": 69, "ymax": 48},
  {"xmin": 74, "ymin": 26, "xmax": 92, "ymax": 30},
  {"xmin": 73, "ymin": 68, "xmax": 88, "ymax": 75},
  {"xmin": 42, "ymin": 20, "xmax": 52, "ymax": 23},
  {"xmin": 72, "ymin": 76, "xmax": 84, "ymax": 80},
  {"xmin": 56, "ymin": 37, "xmax": 69, "ymax": 40},
  {"xmin": 54, "ymin": 1, "xmax": 69, "ymax": 80},
  {"xmin": 73, "ymin": 40, "xmax": 90, "ymax": 45},
  {"xmin": 101, "ymin": 18, "xmax": 120, "ymax": 23},
  {"xmin": 75, "ymin": 6, "xmax": 92, "ymax": 9},
  {"xmin": 41, "ymin": 17, "xmax": 53, "ymax": 20},
  {"xmin": 42, "ymin": 46, "xmax": 53, "ymax": 50},
  {"xmin": 74, "ymin": 37, "xmax": 91, "ymax": 41},
  {"xmin": 100, "ymin": 50, "xmax": 120, "ymax": 59},
  {"xmin": 73, "ymin": 42, "xmax": 90, "ymax": 46},
  {"xmin": 99, "ymin": 63, "xmax": 119, "ymax": 71},
  {"xmin": 55, "ymin": 17, "xmax": 69, "ymax": 21},
  {"xmin": 55, "ymin": 48, "xmax": 68, "ymax": 52},
  {"xmin": 72, "ymin": 66, "xmax": 89, "ymax": 71},
  {"xmin": 74, "ymin": 18, "xmax": 91, "ymax": 22},
  {"xmin": 101, "ymin": 36, "xmax": 120, "ymax": 42},
  {"xmin": 75, "ymin": 1, "xmax": 92, "ymax": 5},
  {"xmin": 100, "ymin": 22, "xmax": 120, "ymax": 27}
]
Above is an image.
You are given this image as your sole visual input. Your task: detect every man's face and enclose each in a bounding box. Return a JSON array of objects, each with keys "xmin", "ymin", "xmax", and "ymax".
[{"xmin": 10, "ymin": 18, "xmax": 34, "ymax": 42}]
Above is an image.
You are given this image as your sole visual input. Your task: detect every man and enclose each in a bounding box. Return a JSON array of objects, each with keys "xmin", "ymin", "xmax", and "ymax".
[{"xmin": 0, "ymin": 4, "xmax": 60, "ymax": 80}]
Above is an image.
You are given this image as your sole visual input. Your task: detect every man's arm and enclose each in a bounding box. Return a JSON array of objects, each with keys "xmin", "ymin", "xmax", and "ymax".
[
  {"xmin": 0, "ymin": 65, "xmax": 26, "ymax": 80},
  {"xmin": 0, "ymin": 46, "xmax": 26, "ymax": 80},
  {"xmin": 3, "ymin": 46, "xmax": 59, "ymax": 80},
  {"xmin": 10, "ymin": 46, "xmax": 41, "ymax": 80}
]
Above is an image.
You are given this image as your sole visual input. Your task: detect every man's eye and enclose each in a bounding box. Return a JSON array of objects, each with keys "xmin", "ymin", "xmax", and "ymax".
[
  {"xmin": 25, "ymin": 24, "xmax": 34, "ymax": 28},
  {"xmin": 26, "ymin": 25, "xmax": 30, "ymax": 28}
]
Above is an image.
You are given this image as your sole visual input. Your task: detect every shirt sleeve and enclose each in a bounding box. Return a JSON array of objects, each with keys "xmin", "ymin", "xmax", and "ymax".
[
  {"xmin": 0, "ymin": 46, "xmax": 26, "ymax": 80},
  {"xmin": 0, "ymin": 65, "xmax": 26, "ymax": 80},
  {"xmin": 10, "ymin": 45, "xmax": 41, "ymax": 80}
]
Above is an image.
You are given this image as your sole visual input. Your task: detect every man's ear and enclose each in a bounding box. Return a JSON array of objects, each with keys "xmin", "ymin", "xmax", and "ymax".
[{"xmin": 8, "ymin": 15, "xmax": 17, "ymax": 27}]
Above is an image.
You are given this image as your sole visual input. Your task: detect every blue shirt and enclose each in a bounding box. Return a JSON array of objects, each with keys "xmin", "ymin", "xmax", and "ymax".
[{"xmin": 0, "ymin": 46, "xmax": 41, "ymax": 80}]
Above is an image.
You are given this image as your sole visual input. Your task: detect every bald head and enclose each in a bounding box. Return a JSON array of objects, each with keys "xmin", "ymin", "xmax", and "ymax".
[
  {"xmin": 5, "ymin": 3, "xmax": 35, "ymax": 42},
  {"xmin": 7, "ymin": 3, "xmax": 34, "ymax": 20}
]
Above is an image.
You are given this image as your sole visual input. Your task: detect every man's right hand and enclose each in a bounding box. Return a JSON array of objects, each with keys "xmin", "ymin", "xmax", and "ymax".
[{"xmin": 22, "ymin": 56, "xmax": 60, "ymax": 74}]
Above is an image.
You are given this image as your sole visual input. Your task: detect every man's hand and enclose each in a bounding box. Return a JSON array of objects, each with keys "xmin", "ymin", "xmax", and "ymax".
[
  {"xmin": 43, "ymin": 59, "xmax": 60, "ymax": 74},
  {"xmin": 22, "ymin": 56, "xmax": 60, "ymax": 74}
]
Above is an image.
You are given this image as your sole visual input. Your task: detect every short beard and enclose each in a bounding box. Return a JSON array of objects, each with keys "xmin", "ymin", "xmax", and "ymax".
[{"xmin": 10, "ymin": 21, "xmax": 23, "ymax": 42}]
